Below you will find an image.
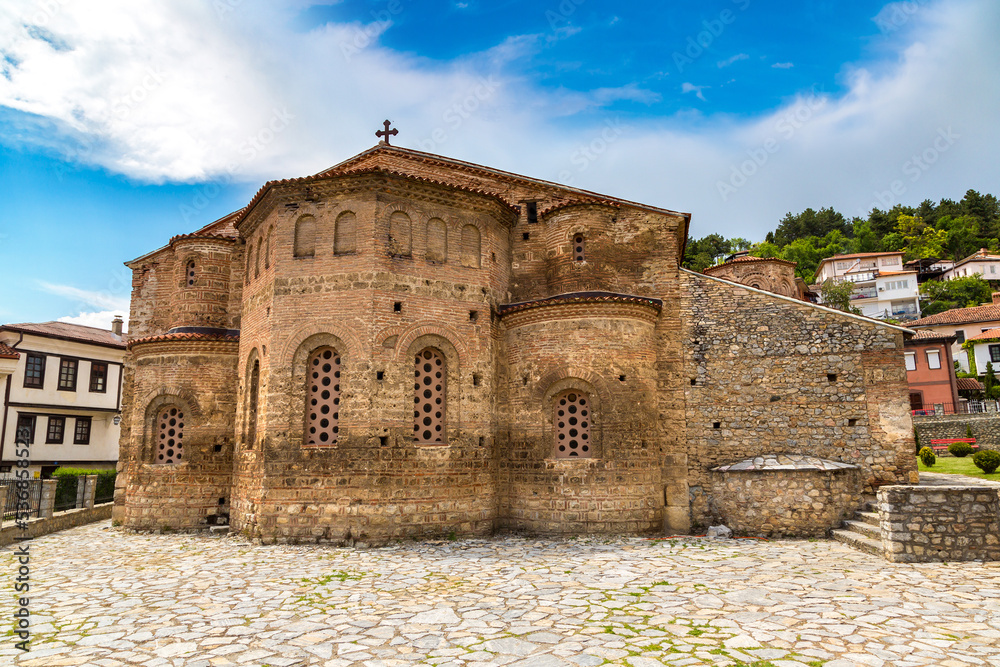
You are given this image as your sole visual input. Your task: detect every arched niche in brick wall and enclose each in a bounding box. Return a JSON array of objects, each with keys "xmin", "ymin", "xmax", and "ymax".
[
  {"xmin": 426, "ymin": 218, "xmax": 447, "ymax": 263},
  {"xmin": 335, "ymin": 211, "xmax": 357, "ymax": 255},
  {"xmin": 242, "ymin": 347, "xmax": 260, "ymax": 448},
  {"xmin": 139, "ymin": 389, "xmax": 202, "ymax": 466}
]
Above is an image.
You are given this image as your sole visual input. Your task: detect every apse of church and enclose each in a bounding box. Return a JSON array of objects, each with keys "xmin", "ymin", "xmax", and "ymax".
[{"xmin": 113, "ymin": 135, "xmax": 916, "ymax": 543}]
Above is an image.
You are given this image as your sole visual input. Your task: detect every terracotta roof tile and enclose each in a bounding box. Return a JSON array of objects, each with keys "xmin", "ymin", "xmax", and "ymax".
[
  {"xmin": 0, "ymin": 342, "xmax": 19, "ymax": 359},
  {"xmin": 127, "ymin": 331, "xmax": 240, "ymax": 350},
  {"xmin": 1, "ymin": 322, "xmax": 125, "ymax": 349},
  {"xmin": 907, "ymin": 329, "xmax": 955, "ymax": 341},
  {"xmin": 497, "ymin": 291, "xmax": 662, "ymax": 317},
  {"xmin": 958, "ymin": 378, "xmax": 984, "ymax": 391},
  {"xmin": 964, "ymin": 328, "xmax": 1000, "ymax": 343},
  {"xmin": 909, "ymin": 303, "xmax": 1000, "ymax": 327},
  {"xmin": 703, "ymin": 256, "xmax": 797, "ymax": 273}
]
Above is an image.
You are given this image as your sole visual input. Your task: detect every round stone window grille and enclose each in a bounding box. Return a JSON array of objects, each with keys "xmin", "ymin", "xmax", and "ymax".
[
  {"xmin": 554, "ymin": 390, "xmax": 591, "ymax": 458},
  {"xmin": 306, "ymin": 347, "xmax": 341, "ymax": 446},
  {"xmin": 573, "ymin": 235, "xmax": 585, "ymax": 262},
  {"xmin": 186, "ymin": 261, "xmax": 195, "ymax": 287},
  {"xmin": 157, "ymin": 407, "xmax": 184, "ymax": 464},
  {"xmin": 413, "ymin": 348, "xmax": 446, "ymax": 443}
]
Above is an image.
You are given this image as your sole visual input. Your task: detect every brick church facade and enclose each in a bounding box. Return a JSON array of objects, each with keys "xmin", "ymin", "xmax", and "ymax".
[{"xmin": 113, "ymin": 142, "xmax": 917, "ymax": 542}]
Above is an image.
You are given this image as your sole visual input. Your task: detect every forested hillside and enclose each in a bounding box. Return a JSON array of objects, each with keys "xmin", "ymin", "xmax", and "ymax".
[{"xmin": 684, "ymin": 189, "xmax": 1000, "ymax": 287}]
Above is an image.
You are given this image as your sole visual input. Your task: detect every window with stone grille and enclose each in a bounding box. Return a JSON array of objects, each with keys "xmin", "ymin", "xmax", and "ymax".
[
  {"xmin": 294, "ymin": 215, "xmax": 317, "ymax": 258},
  {"xmin": 186, "ymin": 260, "xmax": 196, "ymax": 287},
  {"xmin": 573, "ymin": 234, "xmax": 585, "ymax": 262},
  {"xmin": 305, "ymin": 347, "xmax": 341, "ymax": 446},
  {"xmin": 413, "ymin": 348, "xmax": 446, "ymax": 444},
  {"xmin": 155, "ymin": 406, "xmax": 185, "ymax": 464},
  {"xmin": 335, "ymin": 211, "xmax": 357, "ymax": 254},
  {"xmin": 554, "ymin": 390, "xmax": 592, "ymax": 458}
]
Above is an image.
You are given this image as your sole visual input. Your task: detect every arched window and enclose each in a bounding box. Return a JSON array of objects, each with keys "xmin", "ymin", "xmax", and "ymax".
[
  {"xmin": 573, "ymin": 233, "xmax": 585, "ymax": 262},
  {"xmin": 294, "ymin": 215, "xmax": 317, "ymax": 258},
  {"xmin": 246, "ymin": 359, "xmax": 259, "ymax": 446},
  {"xmin": 413, "ymin": 348, "xmax": 445, "ymax": 443},
  {"xmin": 264, "ymin": 226, "xmax": 272, "ymax": 269},
  {"xmin": 186, "ymin": 260, "xmax": 196, "ymax": 287},
  {"xmin": 155, "ymin": 406, "xmax": 185, "ymax": 464},
  {"xmin": 335, "ymin": 211, "xmax": 357, "ymax": 254},
  {"xmin": 426, "ymin": 218, "xmax": 447, "ymax": 263},
  {"xmin": 389, "ymin": 211, "xmax": 411, "ymax": 257},
  {"xmin": 255, "ymin": 237, "xmax": 262, "ymax": 278},
  {"xmin": 245, "ymin": 243, "xmax": 252, "ymax": 284},
  {"xmin": 554, "ymin": 390, "xmax": 591, "ymax": 458},
  {"xmin": 460, "ymin": 224, "xmax": 481, "ymax": 268},
  {"xmin": 305, "ymin": 347, "xmax": 341, "ymax": 446}
]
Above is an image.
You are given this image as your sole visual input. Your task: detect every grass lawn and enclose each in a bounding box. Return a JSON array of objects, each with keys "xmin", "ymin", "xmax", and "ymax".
[{"xmin": 917, "ymin": 455, "xmax": 1000, "ymax": 480}]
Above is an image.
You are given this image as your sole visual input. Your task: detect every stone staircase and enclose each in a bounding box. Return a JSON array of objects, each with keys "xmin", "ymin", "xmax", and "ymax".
[{"xmin": 831, "ymin": 499, "xmax": 884, "ymax": 557}]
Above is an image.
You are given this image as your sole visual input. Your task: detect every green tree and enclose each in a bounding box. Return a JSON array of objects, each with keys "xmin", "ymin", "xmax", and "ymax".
[
  {"xmin": 772, "ymin": 207, "xmax": 852, "ymax": 247},
  {"xmin": 895, "ymin": 214, "xmax": 947, "ymax": 260},
  {"xmin": 820, "ymin": 279, "xmax": 861, "ymax": 315},
  {"xmin": 936, "ymin": 214, "xmax": 981, "ymax": 261},
  {"xmin": 985, "ymin": 362, "xmax": 1000, "ymax": 400},
  {"xmin": 920, "ymin": 275, "xmax": 993, "ymax": 314},
  {"xmin": 850, "ymin": 218, "xmax": 879, "ymax": 253}
]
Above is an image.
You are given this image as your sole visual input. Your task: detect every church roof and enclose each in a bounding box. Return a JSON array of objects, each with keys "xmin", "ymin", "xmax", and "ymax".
[{"xmin": 703, "ymin": 255, "xmax": 797, "ymax": 274}]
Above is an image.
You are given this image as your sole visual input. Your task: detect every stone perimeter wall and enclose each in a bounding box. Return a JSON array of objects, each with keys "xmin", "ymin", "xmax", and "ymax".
[
  {"xmin": 681, "ymin": 271, "xmax": 916, "ymax": 529},
  {"xmin": 878, "ymin": 485, "xmax": 1000, "ymax": 562},
  {"xmin": 913, "ymin": 413, "xmax": 1000, "ymax": 451},
  {"xmin": 711, "ymin": 468, "xmax": 863, "ymax": 538}
]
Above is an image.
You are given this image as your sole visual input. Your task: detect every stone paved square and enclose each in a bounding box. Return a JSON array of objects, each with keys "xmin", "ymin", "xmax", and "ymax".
[{"xmin": 3, "ymin": 521, "xmax": 1000, "ymax": 666}]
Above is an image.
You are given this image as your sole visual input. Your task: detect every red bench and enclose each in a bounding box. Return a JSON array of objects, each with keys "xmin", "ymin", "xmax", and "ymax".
[{"xmin": 929, "ymin": 438, "xmax": 978, "ymax": 453}]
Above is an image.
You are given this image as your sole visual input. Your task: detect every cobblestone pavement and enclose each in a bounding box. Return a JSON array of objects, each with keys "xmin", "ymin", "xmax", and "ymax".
[{"xmin": 3, "ymin": 521, "xmax": 1000, "ymax": 667}]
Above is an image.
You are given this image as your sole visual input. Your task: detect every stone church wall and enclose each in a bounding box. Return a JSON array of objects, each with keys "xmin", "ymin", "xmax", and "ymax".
[{"xmin": 680, "ymin": 270, "xmax": 916, "ymax": 529}]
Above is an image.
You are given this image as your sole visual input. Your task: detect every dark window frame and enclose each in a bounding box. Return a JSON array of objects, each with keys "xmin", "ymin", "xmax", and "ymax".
[
  {"xmin": 24, "ymin": 353, "xmax": 45, "ymax": 388},
  {"xmin": 89, "ymin": 361, "xmax": 108, "ymax": 393},
  {"xmin": 74, "ymin": 417, "xmax": 92, "ymax": 445},
  {"xmin": 57, "ymin": 357, "xmax": 78, "ymax": 391},
  {"xmin": 15, "ymin": 414, "xmax": 36, "ymax": 444},
  {"xmin": 990, "ymin": 345, "xmax": 1000, "ymax": 363},
  {"xmin": 955, "ymin": 329, "xmax": 965, "ymax": 344},
  {"xmin": 46, "ymin": 416, "xmax": 65, "ymax": 444}
]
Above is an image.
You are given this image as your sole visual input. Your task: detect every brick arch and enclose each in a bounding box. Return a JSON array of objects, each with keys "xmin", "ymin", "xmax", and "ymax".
[
  {"xmin": 402, "ymin": 331, "xmax": 464, "ymax": 440},
  {"xmin": 282, "ymin": 331, "xmax": 356, "ymax": 445},
  {"xmin": 393, "ymin": 323, "xmax": 468, "ymax": 364},
  {"xmin": 278, "ymin": 321, "xmax": 363, "ymax": 364},
  {"xmin": 242, "ymin": 347, "xmax": 261, "ymax": 446},
  {"xmin": 537, "ymin": 373, "xmax": 605, "ymax": 460},
  {"xmin": 374, "ymin": 325, "xmax": 406, "ymax": 350},
  {"xmin": 535, "ymin": 365, "xmax": 611, "ymax": 408},
  {"xmin": 137, "ymin": 386, "xmax": 204, "ymax": 465}
]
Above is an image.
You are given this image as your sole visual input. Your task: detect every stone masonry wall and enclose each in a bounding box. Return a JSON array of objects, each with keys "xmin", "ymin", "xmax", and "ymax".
[
  {"xmin": 913, "ymin": 413, "xmax": 1000, "ymax": 451},
  {"xmin": 879, "ymin": 486, "xmax": 1000, "ymax": 562},
  {"xmin": 711, "ymin": 468, "xmax": 863, "ymax": 537},
  {"xmin": 681, "ymin": 271, "xmax": 916, "ymax": 529}
]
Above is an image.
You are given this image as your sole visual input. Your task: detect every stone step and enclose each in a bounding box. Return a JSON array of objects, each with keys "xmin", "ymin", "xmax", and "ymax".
[
  {"xmin": 842, "ymin": 519, "xmax": 880, "ymax": 539},
  {"xmin": 831, "ymin": 528, "xmax": 884, "ymax": 557},
  {"xmin": 209, "ymin": 525, "xmax": 230, "ymax": 535},
  {"xmin": 856, "ymin": 510, "xmax": 880, "ymax": 527}
]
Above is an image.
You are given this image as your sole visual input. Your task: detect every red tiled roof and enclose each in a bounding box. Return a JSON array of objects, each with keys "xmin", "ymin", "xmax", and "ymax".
[
  {"xmin": 127, "ymin": 331, "xmax": 239, "ymax": 350},
  {"xmin": 703, "ymin": 256, "xmax": 797, "ymax": 273},
  {"xmin": 0, "ymin": 322, "xmax": 125, "ymax": 349},
  {"xmin": 957, "ymin": 378, "xmax": 984, "ymax": 391},
  {"xmin": 497, "ymin": 291, "xmax": 663, "ymax": 317},
  {"xmin": 907, "ymin": 329, "xmax": 955, "ymax": 342},
  {"xmin": 909, "ymin": 303, "xmax": 1000, "ymax": 327},
  {"xmin": 0, "ymin": 342, "xmax": 19, "ymax": 359},
  {"xmin": 964, "ymin": 328, "xmax": 1000, "ymax": 343}
]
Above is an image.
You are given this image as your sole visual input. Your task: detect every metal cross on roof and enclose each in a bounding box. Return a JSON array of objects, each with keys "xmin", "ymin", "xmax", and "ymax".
[{"xmin": 376, "ymin": 120, "xmax": 398, "ymax": 145}]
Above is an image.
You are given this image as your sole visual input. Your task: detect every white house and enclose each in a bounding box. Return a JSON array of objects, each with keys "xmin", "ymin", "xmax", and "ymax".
[
  {"xmin": 813, "ymin": 252, "xmax": 920, "ymax": 321},
  {"xmin": 963, "ymin": 329, "xmax": 1000, "ymax": 376},
  {"xmin": 908, "ymin": 294, "xmax": 1000, "ymax": 372},
  {"xmin": 941, "ymin": 248, "xmax": 1000, "ymax": 282},
  {"xmin": 0, "ymin": 319, "xmax": 126, "ymax": 477}
]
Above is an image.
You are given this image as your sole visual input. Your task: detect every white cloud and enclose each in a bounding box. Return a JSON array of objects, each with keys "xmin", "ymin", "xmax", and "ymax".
[
  {"xmin": 771, "ymin": 62, "xmax": 794, "ymax": 69},
  {"xmin": 717, "ymin": 53, "xmax": 749, "ymax": 68},
  {"xmin": 57, "ymin": 310, "xmax": 129, "ymax": 332},
  {"xmin": 37, "ymin": 282, "xmax": 130, "ymax": 312},
  {"xmin": 0, "ymin": 0, "xmax": 998, "ymax": 243},
  {"xmin": 681, "ymin": 82, "xmax": 708, "ymax": 102}
]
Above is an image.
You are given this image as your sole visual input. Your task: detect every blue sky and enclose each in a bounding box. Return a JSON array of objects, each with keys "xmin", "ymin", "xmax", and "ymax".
[{"xmin": 0, "ymin": 0, "xmax": 998, "ymax": 329}]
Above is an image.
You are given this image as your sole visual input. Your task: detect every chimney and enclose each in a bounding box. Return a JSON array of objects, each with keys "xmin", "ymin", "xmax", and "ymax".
[
  {"xmin": 111, "ymin": 316, "xmax": 124, "ymax": 336},
  {"xmin": 993, "ymin": 293, "xmax": 1000, "ymax": 306}
]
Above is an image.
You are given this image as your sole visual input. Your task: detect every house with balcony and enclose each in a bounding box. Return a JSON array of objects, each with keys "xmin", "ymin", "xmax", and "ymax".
[
  {"xmin": 812, "ymin": 252, "xmax": 920, "ymax": 321},
  {"xmin": 0, "ymin": 319, "xmax": 126, "ymax": 477}
]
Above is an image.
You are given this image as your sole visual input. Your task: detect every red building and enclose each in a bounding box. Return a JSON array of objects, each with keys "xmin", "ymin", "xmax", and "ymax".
[{"xmin": 904, "ymin": 330, "xmax": 960, "ymax": 413}]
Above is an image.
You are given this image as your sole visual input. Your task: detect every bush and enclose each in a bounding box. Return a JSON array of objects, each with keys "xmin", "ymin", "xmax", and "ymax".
[
  {"xmin": 966, "ymin": 424, "xmax": 975, "ymax": 439},
  {"xmin": 973, "ymin": 450, "xmax": 1000, "ymax": 474},
  {"xmin": 949, "ymin": 442, "xmax": 974, "ymax": 457},
  {"xmin": 51, "ymin": 467, "xmax": 117, "ymax": 507},
  {"xmin": 919, "ymin": 447, "xmax": 937, "ymax": 467}
]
